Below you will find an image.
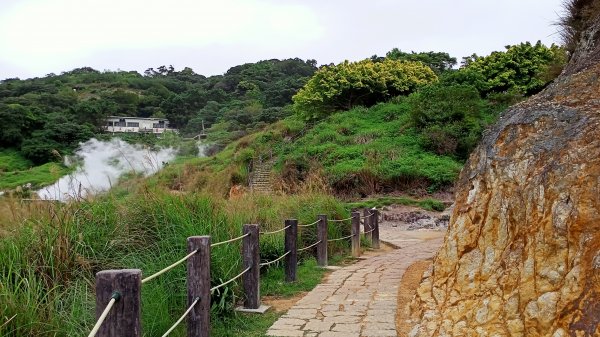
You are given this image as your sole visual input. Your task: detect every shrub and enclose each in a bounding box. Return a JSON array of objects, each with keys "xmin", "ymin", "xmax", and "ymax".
[
  {"xmin": 408, "ymin": 84, "xmax": 489, "ymax": 159},
  {"xmin": 293, "ymin": 59, "xmax": 437, "ymax": 120}
]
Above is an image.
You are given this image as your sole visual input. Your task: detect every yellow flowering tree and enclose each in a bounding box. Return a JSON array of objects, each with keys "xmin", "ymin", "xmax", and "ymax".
[{"xmin": 293, "ymin": 59, "xmax": 437, "ymax": 119}]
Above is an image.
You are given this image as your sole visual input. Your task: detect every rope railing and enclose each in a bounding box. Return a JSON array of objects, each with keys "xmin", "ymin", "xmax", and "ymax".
[
  {"xmin": 0, "ymin": 314, "xmax": 16, "ymax": 330},
  {"xmin": 211, "ymin": 232, "xmax": 250, "ymax": 248},
  {"xmin": 298, "ymin": 219, "xmax": 320, "ymax": 227},
  {"xmin": 328, "ymin": 217, "xmax": 353, "ymax": 223},
  {"xmin": 210, "ymin": 267, "xmax": 251, "ymax": 293},
  {"xmin": 160, "ymin": 297, "xmax": 200, "ymax": 337},
  {"xmin": 87, "ymin": 292, "xmax": 121, "ymax": 337},
  {"xmin": 360, "ymin": 212, "xmax": 374, "ymax": 219},
  {"xmin": 298, "ymin": 240, "xmax": 321, "ymax": 252},
  {"xmin": 142, "ymin": 249, "xmax": 199, "ymax": 284},
  {"xmin": 260, "ymin": 251, "xmax": 290, "ymax": 267},
  {"xmin": 142, "ymin": 232, "xmax": 252, "ymax": 285},
  {"xmin": 327, "ymin": 233, "xmax": 356, "ymax": 242},
  {"xmin": 364, "ymin": 228, "xmax": 376, "ymax": 234},
  {"xmin": 260, "ymin": 225, "xmax": 291, "ymax": 236},
  {"xmin": 89, "ymin": 209, "xmax": 380, "ymax": 336}
]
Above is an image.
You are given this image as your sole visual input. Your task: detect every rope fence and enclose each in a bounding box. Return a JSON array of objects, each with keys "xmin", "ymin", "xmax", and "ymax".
[
  {"xmin": 260, "ymin": 225, "xmax": 291, "ymax": 235},
  {"xmin": 259, "ymin": 251, "xmax": 290, "ymax": 267},
  {"xmin": 328, "ymin": 217, "xmax": 353, "ymax": 223},
  {"xmin": 210, "ymin": 267, "xmax": 251, "ymax": 293},
  {"xmin": 298, "ymin": 219, "xmax": 319, "ymax": 227},
  {"xmin": 160, "ymin": 297, "xmax": 200, "ymax": 337},
  {"xmin": 87, "ymin": 292, "xmax": 120, "ymax": 337},
  {"xmin": 88, "ymin": 208, "xmax": 380, "ymax": 337},
  {"xmin": 360, "ymin": 212, "xmax": 374, "ymax": 219},
  {"xmin": 327, "ymin": 233, "xmax": 355, "ymax": 242},
  {"xmin": 142, "ymin": 249, "xmax": 198, "ymax": 284},
  {"xmin": 298, "ymin": 240, "xmax": 321, "ymax": 252},
  {"xmin": 211, "ymin": 232, "xmax": 249, "ymax": 248}
]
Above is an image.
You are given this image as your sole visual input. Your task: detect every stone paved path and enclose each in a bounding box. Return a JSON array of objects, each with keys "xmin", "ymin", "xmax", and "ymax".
[{"xmin": 266, "ymin": 229, "xmax": 444, "ymax": 337}]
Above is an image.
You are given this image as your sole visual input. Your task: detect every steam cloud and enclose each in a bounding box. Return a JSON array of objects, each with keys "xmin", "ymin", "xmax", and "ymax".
[{"xmin": 38, "ymin": 138, "xmax": 176, "ymax": 200}]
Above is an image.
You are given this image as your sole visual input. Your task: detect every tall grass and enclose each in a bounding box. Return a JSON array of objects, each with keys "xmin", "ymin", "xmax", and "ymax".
[{"xmin": 0, "ymin": 188, "xmax": 350, "ymax": 336}]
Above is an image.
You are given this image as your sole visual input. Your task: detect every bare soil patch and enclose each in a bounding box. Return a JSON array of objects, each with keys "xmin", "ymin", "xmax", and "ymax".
[{"xmin": 263, "ymin": 293, "xmax": 309, "ymax": 312}]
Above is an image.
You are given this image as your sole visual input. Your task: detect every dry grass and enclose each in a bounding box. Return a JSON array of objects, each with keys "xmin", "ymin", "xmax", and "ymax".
[{"xmin": 558, "ymin": 0, "xmax": 600, "ymax": 52}]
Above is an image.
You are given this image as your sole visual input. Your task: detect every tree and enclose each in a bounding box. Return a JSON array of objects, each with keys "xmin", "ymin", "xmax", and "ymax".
[
  {"xmin": 385, "ymin": 49, "xmax": 457, "ymax": 74},
  {"xmin": 20, "ymin": 113, "xmax": 95, "ymax": 164},
  {"xmin": 293, "ymin": 59, "xmax": 437, "ymax": 119},
  {"xmin": 0, "ymin": 104, "xmax": 36, "ymax": 147},
  {"xmin": 448, "ymin": 41, "xmax": 567, "ymax": 96}
]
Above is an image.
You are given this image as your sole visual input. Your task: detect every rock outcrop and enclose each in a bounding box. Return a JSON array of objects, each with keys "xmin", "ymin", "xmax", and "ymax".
[{"xmin": 409, "ymin": 2, "xmax": 600, "ymax": 336}]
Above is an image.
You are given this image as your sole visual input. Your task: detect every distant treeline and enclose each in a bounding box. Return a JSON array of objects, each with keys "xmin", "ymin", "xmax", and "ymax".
[
  {"xmin": 0, "ymin": 58, "xmax": 317, "ymax": 163},
  {"xmin": 0, "ymin": 42, "xmax": 566, "ymax": 166}
]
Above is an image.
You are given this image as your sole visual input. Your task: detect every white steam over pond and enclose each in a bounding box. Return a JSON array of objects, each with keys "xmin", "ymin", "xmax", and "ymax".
[{"xmin": 38, "ymin": 138, "xmax": 176, "ymax": 200}]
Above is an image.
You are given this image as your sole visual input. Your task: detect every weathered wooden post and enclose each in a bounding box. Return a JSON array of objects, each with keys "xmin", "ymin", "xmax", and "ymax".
[
  {"xmin": 187, "ymin": 236, "xmax": 210, "ymax": 337},
  {"xmin": 317, "ymin": 215, "xmax": 328, "ymax": 267},
  {"xmin": 95, "ymin": 269, "xmax": 142, "ymax": 337},
  {"xmin": 284, "ymin": 219, "xmax": 298, "ymax": 282},
  {"xmin": 242, "ymin": 224, "xmax": 260, "ymax": 309},
  {"xmin": 372, "ymin": 208, "xmax": 380, "ymax": 249},
  {"xmin": 351, "ymin": 212, "xmax": 360, "ymax": 257},
  {"xmin": 363, "ymin": 208, "xmax": 372, "ymax": 244}
]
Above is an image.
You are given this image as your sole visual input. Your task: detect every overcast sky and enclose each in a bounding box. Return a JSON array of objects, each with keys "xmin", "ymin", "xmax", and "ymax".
[{"xmin": 0, "ymin": 0, "xmax": 566, "ymax": 80}]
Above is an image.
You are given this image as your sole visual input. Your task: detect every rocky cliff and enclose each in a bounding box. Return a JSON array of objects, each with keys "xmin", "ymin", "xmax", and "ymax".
[{"xmin": 409, "ymin": 2, "xmax": 600, "ymax": 336}]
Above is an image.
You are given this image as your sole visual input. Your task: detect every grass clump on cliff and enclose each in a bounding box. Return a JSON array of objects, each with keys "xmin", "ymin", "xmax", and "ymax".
[{"xmin": 559, "ymin": 0, "xmax": 600, "ymax": 53}]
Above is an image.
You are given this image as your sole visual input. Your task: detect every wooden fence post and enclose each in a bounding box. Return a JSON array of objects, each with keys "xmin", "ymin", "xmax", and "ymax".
[
  {"xmin": 95, "ymin": 269, "xmax": 142, "ymax": 337},
  {"xmin": 316, "ymin": 215, "xmax": 328, "ymax": 267},
  {"xmin": 284, "ymin": 219, "xmax": 298, "ymax": 282},
  {"xmin": 187, "ymin": 236, "xmax": 210, "ymax": 337},
  {"xmin": 363, "ymin": 208, "xmax": 372, "ymax": 244},
  {"xmin": 242, "ymin": 224, "xmax": 260, "ymax": 309},
  {"xmin": 372, "ymin": 208, "xmax": 380, "ymax": 249},
  {"xmin": 351, "ymin": 212, "xmax": 360, "ymax": 258}
]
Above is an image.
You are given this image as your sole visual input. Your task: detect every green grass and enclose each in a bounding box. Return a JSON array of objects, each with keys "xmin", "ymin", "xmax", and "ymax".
[
  {"xmin": 212, "ymin": 258, "xmax": 327, "ymax": 337},
  {"xmin": 278, "ymin": 103, "xmax": 464, "ymax": 188},
  {"xmin": 347, "ymin": 196, "xmax": 446, "ymax": 211},
  {"xmin": 0, "ymin": 189, "xmax": 354, "ymax": 336},
  {"xmin": 151, "ymin": 102, "xmax": 466, "ymax": 197},
  {"xmin": 0, "ymin": 149, "xmax": 33, "ymax": 172},
  {"xmin": 0, "ymin": 149, "xmax": 71, "ymax": 190},
  {"xmin": 0, "ymin": 162, "xmax": 70, "ymax": 190}
]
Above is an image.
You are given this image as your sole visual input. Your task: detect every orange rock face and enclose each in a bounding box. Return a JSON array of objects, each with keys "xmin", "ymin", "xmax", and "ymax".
[{"xmin": 409, "ymin": 12, "xmax": 600, "ymax": 337}]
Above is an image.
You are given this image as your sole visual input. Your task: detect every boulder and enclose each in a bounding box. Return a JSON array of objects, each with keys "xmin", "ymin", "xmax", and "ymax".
[{"xmin": 410, "ymin": 2, "xmax": 600, "ymax": 336}]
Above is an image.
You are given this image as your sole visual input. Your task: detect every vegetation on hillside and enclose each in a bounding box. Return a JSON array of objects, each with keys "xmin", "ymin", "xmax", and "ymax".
[
  {"xmin": 0, "ymin": 59, "xmax": 317, "ymax": 164},
  {"xmin": 444, "ymin": 41, "xmax": 566, "ymax": 96},
  {"xmin": 292, "ymin": 59, "xmax": 437, "ymax": 120},
  {"xmin": 376, "ymin": 49, "xmax": 457, "ymax": 74}
]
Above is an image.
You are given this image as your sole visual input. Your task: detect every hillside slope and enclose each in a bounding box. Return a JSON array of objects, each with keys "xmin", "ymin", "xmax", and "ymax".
[{"xmin": 154, "ymin": 91, "xmax": 509, "ymax": 198}]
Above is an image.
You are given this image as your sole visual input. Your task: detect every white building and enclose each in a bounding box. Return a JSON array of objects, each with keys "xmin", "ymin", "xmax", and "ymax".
[{"xmin": 104, "ymin": 116, "xmax": 177, "ymax": 134}]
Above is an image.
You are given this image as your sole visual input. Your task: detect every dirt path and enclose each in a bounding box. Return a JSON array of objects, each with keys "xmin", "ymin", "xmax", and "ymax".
[{"xmin": 266, "ymin": 226, "xmax": 444, "ymax": 337}]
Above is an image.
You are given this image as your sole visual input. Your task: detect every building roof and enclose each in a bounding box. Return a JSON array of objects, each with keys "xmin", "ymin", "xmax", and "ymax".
[{"xmin": 107, "ymin": 116, "xmax": 169, "ymax": 121}]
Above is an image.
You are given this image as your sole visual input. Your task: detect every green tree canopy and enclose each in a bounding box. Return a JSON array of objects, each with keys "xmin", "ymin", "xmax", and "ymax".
[
  {"xmin": 444, "ymin": 41, "xmax": 567, "ymax": 96},
  {"xmin": 293, "ymin": 59, "xmax": 437, "ymax": 120},
  {"xmin": 384, "ymin": 49, "xmax": 457, "ymax": 74}
]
